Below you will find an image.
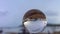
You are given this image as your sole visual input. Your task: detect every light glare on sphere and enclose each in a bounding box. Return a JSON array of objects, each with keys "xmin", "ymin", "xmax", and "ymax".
[{"xmin": 24, "ymin": 20, "xmax": 47, "ymax": 33}]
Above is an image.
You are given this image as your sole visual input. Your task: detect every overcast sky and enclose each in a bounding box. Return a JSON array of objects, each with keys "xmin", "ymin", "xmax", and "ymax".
[{"xmin": 0, "ymin": 0, "xmax": 60, "ymax": 27}]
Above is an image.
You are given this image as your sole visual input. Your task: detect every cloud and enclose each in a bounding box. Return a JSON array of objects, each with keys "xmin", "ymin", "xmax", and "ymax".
[
  {"xmin": 45, "ymin": 10, "xmax": 58, "ymax": 16},
  {"xmin": 0, "ymin": 9, "xmax": 8, "ymax": 16}
]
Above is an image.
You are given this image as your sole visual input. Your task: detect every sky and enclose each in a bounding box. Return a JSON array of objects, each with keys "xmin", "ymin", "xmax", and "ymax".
[{"xmin": 0, "ymin": 0, "xmax": 60, "ymax": 27}]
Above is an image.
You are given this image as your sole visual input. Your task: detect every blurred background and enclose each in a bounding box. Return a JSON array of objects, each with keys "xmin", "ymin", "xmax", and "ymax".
[{"xmin": 0, "ymin": 0, "xmax": 60, "ymax": 34}]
